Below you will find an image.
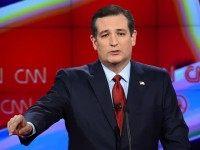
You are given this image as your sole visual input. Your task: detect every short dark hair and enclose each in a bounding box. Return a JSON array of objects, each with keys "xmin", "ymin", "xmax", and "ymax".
[{"xmin": 91, "ymin": 5, "xmax": 135, "ymax": 37}]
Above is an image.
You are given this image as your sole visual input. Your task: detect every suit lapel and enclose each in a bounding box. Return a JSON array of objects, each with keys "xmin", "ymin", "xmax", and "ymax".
[
  {"xmin": 87, "ymin": 61, "xmax": 117, "ymax": 130},
  {"xmin": 127, "ymin": 61, "xmax": 148, "ymax": 114}
]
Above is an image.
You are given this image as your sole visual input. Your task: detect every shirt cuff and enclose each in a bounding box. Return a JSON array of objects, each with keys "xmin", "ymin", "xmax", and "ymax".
[{"xmin": 27, "ymin": 122, "xmax": 36, "ymax": 136}]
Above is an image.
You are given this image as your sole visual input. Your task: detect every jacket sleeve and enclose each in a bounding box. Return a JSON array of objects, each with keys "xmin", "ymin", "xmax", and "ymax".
[
  {"xmin": 19, "ymin": 70, "xmax": 70, "ymax": 145},
  {"xmin": 160, "ymin": 71, "xmax": 190, "ymax": 150}
]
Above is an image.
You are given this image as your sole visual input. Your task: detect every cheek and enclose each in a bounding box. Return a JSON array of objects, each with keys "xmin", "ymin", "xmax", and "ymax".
[
  {"xmin": 97, "ymin": 49, "xmax": 107, "ymax": 59},
  {"xmin": 97, "ymin": 44, "xmax": 108, "ymax": 55},
  {"xmin": 123, "ymin": 41, "xmax": 133, "ymax": 53}
]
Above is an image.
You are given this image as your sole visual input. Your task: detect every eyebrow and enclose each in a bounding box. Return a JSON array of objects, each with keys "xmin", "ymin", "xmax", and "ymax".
[
  {"xmin": 99, "ymin": 29, "xmax": 127, "ymax": 35},
  {"xmin": 99, "ymin": 30, "xmax": 109, "ymax": 35},
  {"xmin": 116, "ymin": 29, "xmax": 127, "ymax": 32}
]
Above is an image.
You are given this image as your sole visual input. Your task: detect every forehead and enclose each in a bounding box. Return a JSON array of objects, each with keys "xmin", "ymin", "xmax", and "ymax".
[{"xmin": 95, "ymin": 14, "xmax": 129, "ymax": 33}]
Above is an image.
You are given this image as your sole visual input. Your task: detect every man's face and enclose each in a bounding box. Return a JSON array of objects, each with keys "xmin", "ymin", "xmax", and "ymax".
[{"xmin": 91, "ymin": 14, "xmax": 137, "ymax": 67}]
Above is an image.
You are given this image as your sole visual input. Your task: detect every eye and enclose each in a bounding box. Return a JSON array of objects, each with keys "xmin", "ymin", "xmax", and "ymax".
[
  {"xmin": 101, "ymin": 34, "xmax": 109, "ymax": 38},
  {"xmin": 117, "ymin": 32, "xmax": 126, "ymax": 36}
]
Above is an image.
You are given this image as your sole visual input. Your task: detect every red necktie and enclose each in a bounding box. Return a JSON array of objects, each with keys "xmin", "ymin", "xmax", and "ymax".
[{"xmin": 112, "ymin": 75, "xmax": 126, "ymax": 134}]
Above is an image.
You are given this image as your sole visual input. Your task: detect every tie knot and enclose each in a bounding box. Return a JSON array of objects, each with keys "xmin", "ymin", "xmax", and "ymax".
[{"xmin": 113, "ymin": 75, "xmax": 122, "ymax": 82}]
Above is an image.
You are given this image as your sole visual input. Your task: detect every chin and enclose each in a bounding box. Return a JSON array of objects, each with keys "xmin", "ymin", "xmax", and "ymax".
[
  {"xmin": 109, "ymin": 55, "xmax": 123, "ymax": 62},
  {"xmin": 108, "ymin": 59, "xmax": 122, "ymax": 65}
]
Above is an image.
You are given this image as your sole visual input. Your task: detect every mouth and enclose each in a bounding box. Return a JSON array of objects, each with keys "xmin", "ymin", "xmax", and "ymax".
[{"xmin": 109, "ymin": 50, "xmax": 121, "ymax": 55}]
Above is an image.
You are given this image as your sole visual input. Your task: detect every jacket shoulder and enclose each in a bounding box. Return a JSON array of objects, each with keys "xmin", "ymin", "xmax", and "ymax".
[
  {"xmin": 132, "ymin": 61, "xmax": 171, "ymax": 82},
  {"xmin": 61, "ymin": 65, "xmax": 90, "ymax": 74},
  {"xmin": 133, "ymin": 61, "xmax": 167, "ymax": 74},
  {"xmin": 55, "ymin": 62, "xmax": 96, "ymax": 81}
]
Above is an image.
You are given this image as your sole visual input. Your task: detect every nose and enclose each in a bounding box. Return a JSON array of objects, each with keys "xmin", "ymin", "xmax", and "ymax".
[{"xmin": 109, "ymin": 34, "xmax": 119, "ymax": 47}]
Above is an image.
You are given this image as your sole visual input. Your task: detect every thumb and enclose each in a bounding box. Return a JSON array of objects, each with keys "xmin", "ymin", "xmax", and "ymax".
[{"xmin": 18, "ymin": 124, "xmax": 33, "ymax": 136}]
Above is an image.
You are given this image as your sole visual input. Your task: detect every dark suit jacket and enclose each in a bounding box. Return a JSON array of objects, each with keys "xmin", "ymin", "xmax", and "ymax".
[{"xmin": 20, "ymin": 60, "xmax": 190, "ymax": 150}]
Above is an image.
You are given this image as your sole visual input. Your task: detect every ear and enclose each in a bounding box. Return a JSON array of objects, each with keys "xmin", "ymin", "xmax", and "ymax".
[
  {"xmin": 131, "ymin": 30, "xmax": 137, "ymax": 46},
  {"xmin": 90, "ymin": 35, "xmax": 98, "ymax": 50}
]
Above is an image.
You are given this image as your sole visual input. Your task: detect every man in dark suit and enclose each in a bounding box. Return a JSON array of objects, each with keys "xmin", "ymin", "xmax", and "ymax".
[{"xmin": 7, "ymin": 5, "xmax": 190, "ymax": 150}]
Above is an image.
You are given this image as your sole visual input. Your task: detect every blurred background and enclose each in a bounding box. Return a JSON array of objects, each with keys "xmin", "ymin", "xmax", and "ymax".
[{"xmin": 0, "ymin": 0, "xmax": 199, "ymax": 149}]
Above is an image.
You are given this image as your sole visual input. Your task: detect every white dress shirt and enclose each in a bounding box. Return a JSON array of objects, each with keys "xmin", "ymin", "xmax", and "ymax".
[{"xmin": 101, "ymin": 61, "xmax": 131, "ymax": 100}]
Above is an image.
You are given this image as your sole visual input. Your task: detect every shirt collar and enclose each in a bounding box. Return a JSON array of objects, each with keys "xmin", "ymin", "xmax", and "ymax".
[{"xmin": 101, "ymin": 61, "xmax": 131, "ymax": 83}]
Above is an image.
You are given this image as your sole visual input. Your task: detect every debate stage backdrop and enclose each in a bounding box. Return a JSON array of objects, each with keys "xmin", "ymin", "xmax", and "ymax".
[{"xmin": 0, "ymin": 0, "xmax": 200, "ymax": 149}]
